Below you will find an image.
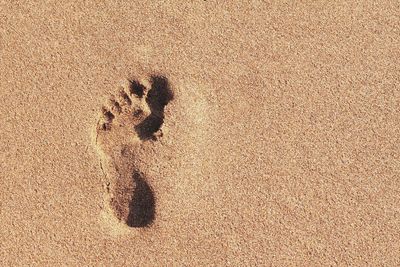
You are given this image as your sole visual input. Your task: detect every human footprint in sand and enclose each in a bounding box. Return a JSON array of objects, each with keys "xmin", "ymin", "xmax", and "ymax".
[{"xmin": 96, "ymin": 75, "xmax": 173, "ymax": 227}]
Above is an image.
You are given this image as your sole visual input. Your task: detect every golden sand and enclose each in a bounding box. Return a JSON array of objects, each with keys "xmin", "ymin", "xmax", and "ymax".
[{"xmin": 1, "ymin": 1, "xmax": 399, "ymax": 265}]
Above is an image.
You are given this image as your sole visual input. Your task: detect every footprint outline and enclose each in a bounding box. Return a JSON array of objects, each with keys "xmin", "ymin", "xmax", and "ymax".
[{"xmin": 96, "ymin": 75, "xmax": 173, "ymax": 228}]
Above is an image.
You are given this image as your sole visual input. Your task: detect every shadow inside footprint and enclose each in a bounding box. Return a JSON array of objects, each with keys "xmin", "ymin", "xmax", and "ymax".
[
  {"xmin": 127, "ymin": 171, "xmax": 155, "ymax": 228},
  {"xmin": 135, "ymin": 75, "xmax": 173, "ymax": 140}
]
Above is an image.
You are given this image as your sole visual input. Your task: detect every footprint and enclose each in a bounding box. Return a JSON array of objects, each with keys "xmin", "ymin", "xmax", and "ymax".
[{"xmin": 95, "ymin": 75, "xmax": 173, "ymax": 227}]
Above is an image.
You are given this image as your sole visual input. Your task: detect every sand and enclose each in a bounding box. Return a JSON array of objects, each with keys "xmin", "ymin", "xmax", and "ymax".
[{"xmin": 1, "ymin": 1, "xmax": 399, "ymax": 266}]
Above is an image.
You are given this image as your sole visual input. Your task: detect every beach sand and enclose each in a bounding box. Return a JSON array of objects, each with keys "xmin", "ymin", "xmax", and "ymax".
[{"xmin": 1, "ymin": 1, "xmax": 399, "ymax": 266}]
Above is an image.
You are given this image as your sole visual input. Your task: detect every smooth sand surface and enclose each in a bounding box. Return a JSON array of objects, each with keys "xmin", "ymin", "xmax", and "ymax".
[{"xmin": 1, "ymin": 1, "xmax": 400, "ymax": 266}]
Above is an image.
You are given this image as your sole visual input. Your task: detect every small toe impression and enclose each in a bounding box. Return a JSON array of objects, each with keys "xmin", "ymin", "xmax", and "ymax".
[
  {"xmin": 102, "ymin": 107, "xmax": 115, "ymax": 121},
  {"xmin": 100, "ymin": 107, "xmax": 115, "ymax": 130},
  {"xmin": 108, "ymin": 98, "xmax": 122, "ymax": 114},
  {"xmin": 129, "ymin": 80, "xmax": 145, "ymax": 98},
  {"xmin": 119, "ymin": 90, "xmax": 132, "ymax": 106}
]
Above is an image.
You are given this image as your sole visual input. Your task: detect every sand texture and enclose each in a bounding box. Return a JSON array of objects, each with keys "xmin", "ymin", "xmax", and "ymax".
[{"xmin": 1, "ymin": 1, "xmax": 400, "ymax": 266}]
